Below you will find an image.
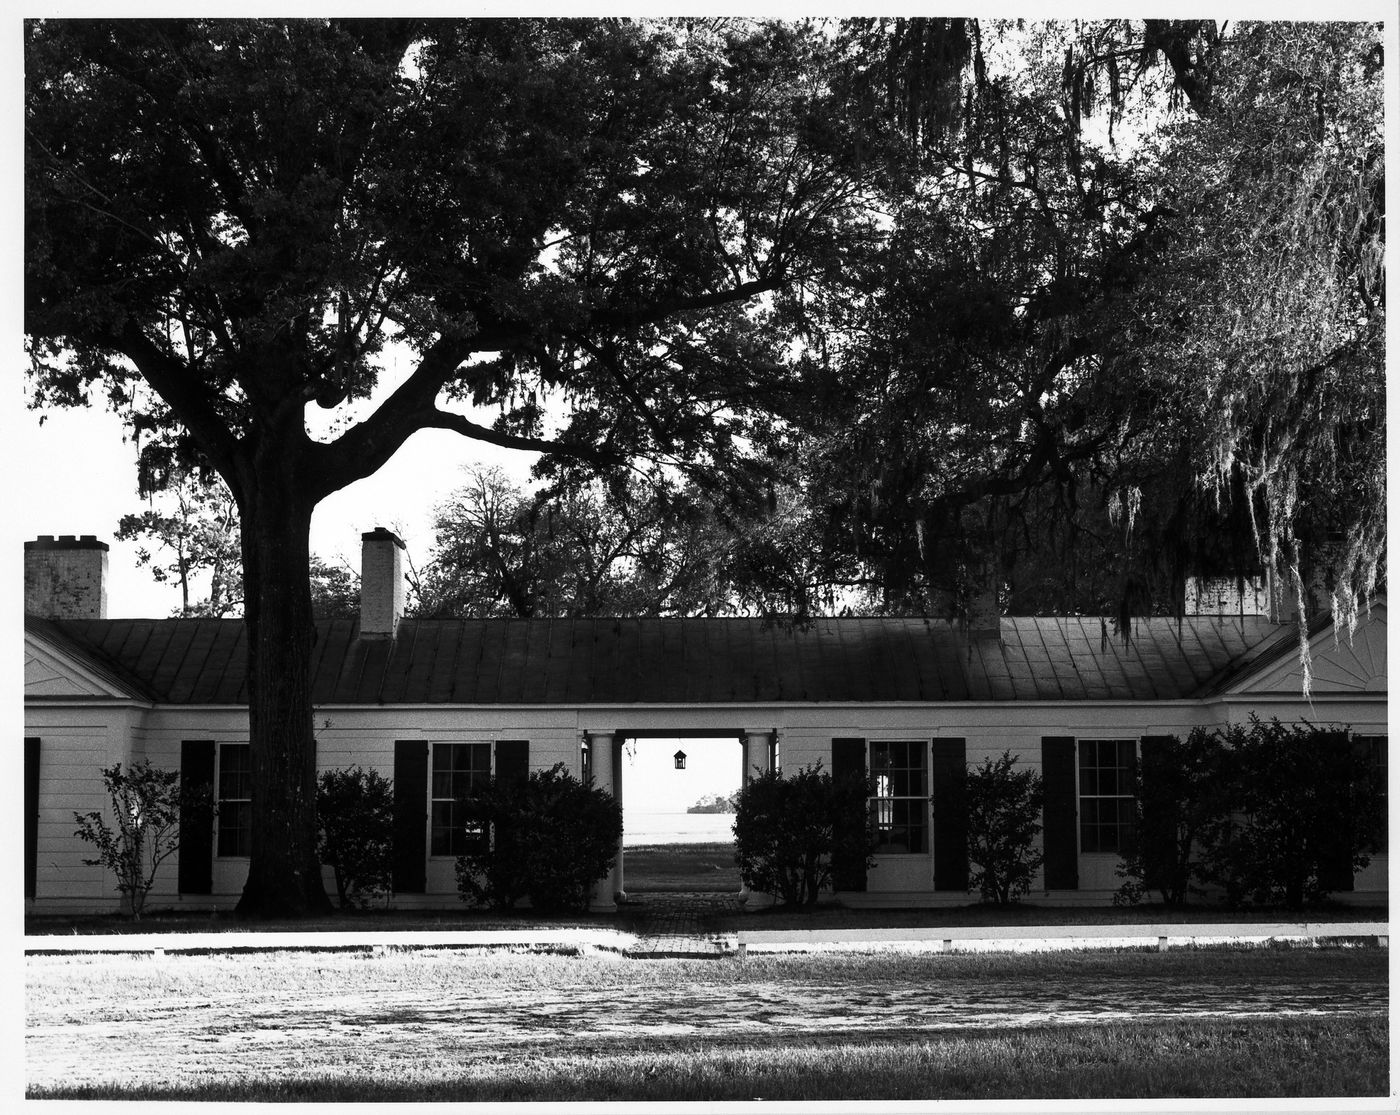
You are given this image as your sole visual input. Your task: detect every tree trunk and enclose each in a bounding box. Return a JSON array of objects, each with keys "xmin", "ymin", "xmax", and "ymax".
[{"xmin": 234, "ymin": 466, "xmax": 333, "ymax": 919}]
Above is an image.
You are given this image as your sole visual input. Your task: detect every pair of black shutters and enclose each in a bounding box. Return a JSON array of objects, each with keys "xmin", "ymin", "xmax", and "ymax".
[
  {"xmin": 174, "ymin": 739, "xmax": 531, "ymax": 896},
  {"xmin": 831, "ymin": 736, "xmax": 1143, "ymax": 894},
  {"xmin": 391, "ymin": 739, "xmax": 529, "ymax": 894},
  {"xmin": 1028, "ymin": 736, "xmax": 1166, "ymax": 892},
  {"xmin": 831, "ymin": 737, "xmax": 970, "ymax": 893}
]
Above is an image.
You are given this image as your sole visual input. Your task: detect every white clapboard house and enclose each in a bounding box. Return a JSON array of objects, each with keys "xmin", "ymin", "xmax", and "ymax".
[{"xmin": 23, "ymin": 530, "xmax": 1388, "ymax": 914}]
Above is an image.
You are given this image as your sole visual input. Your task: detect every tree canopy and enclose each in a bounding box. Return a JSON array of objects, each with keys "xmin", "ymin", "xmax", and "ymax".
[{"xmin": 737, "ymin": 20, "xmax": 1384, "ymax": 647}]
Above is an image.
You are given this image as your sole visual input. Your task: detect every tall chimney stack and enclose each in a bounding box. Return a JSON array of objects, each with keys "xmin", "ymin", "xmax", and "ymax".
[
  {"xmin": 25, "ymin": 535, "xmax": 109, "ymax": 619},
  {"xmin": 360, "ymin": 528, "xmax": 405, "ymax": 638},
  {"xmin": 965, "ymin": 560, "xmax": 1001, "ymax": 641}
]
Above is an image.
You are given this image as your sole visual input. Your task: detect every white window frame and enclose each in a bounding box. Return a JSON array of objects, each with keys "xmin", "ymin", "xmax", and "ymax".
[
  {"xmin": 430, "ymin": 742, "xmax": 492, "ymax": 858},
  {"xmin": 215, "ymin": 742, "xmax": 252, "ymax": 859},
  {"xmin": 868, "ymin": 739, "xmax": 931, "ymax": 856},
  {"xmin": 1076, "ymin": 737, "xmax": 1138, "ymax": 855}
]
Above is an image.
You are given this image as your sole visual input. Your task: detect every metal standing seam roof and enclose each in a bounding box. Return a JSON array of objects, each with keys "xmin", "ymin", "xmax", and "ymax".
[{"xmin": 26, "ymin": 613, "xmax": 1300, "ymax": 706}]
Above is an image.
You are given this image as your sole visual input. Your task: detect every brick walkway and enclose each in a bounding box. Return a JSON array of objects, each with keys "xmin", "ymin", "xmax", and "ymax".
[{"xmin": 623, "ymin": 891, "xmax": 741, "ymax": 958}]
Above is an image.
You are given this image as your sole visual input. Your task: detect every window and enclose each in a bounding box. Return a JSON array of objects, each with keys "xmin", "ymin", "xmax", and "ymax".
[
  {"xmin": 1078, "ymin": 739, "xmax": 1136, "ymax": 854},
  {"xmin": 217, "ymin": 744, "xmax": 252, "ymax": 858},
  {"xmin": 870, "ymin": 740, "xmax": 928, "ymax": 854},
  {"xmin": 431, "ymin": 743, "xmax": 491, "ymax": 856}
]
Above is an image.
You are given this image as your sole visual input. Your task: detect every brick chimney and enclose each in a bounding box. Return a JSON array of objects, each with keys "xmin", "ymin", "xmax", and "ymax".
[
  {"xmin": 1185, "ymin": 574, "xmax": 1271, "ymax": 618},
  {"xmin": 960, "ymin": 558, "xmax": 1001, "ymax": 641},
  {"xmin": 25, "ymin": 535, "xmax": 109, "ymax": 619},
  {"xmin": 967, "ymin": 583, "xmax": 1001, "ymax": 641},
  {"xmin": 360, "ymin": 528, "xmax": 405, "ymax": 638}
]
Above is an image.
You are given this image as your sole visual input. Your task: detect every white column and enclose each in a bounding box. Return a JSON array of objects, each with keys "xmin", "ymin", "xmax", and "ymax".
[
  {"xmin": 738, "ymin": 730, "xmax": 775, "ymax": 903},
  {"xmin": 743, "ymin": 729, "xmax": 774, "ymax": 784},
  {"xmin": 587, "ymin": 730, "xmax": 620, "ymax": 912}
]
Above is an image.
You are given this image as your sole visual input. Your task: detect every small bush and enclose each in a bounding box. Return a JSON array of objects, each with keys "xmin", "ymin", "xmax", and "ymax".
[
  {"xmin": 317, "ymin": 766, "xmax": 395, "ymax": 910},
  {"xmin": 454, "ymin": 764, "xmax": 622, "ymax": 913},
  {"xmin": 73, "ymin": 760, "xmax": 206, "ymax": 919},
  {"xmin": 733, "ymin": 764, "xmax": 875, "ymax": 907},
  {"xmin": 964, "ymin": 751, "xmax": 1044, "ymax": 904}
]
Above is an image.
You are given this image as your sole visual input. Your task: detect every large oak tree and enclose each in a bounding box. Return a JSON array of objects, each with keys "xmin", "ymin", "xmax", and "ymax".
[{"xmin": 26, "ymin": 18, "xmax": 880, "ymax": 916}]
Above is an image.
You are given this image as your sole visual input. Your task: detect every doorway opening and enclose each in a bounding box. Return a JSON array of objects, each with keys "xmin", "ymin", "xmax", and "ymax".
[{"xmin": 620, "ymin": 735, "xmax": 742, "ymax": 894}]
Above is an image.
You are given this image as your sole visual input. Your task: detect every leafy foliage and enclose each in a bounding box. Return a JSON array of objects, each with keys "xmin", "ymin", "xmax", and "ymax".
[
  {"xmin": 743, "ymin": 21, "xmax": 1384, "ymax": 643},
  {"xmin": 963, "ymin": 751, "xmax": 1043, "ymax": 905},
  {"xmin": 72, "ymin": 761, "xmax": 209, "ymax": 919},
  {"xmin": 733, "ymin": 765, "xmax": 875, "ymax": 907},
  {"xmin": 1125, "ymin": 22, "xmax": 1385, "ymax": 682},
  {"xmin": 117, "ymin": 470, "xmax": 242, "ymax": 617},
  {"xmin": 414, "ymin": 468, "xmax": 744, "ymax": 618},
  {"xmin": 316, "ymin": 766, "xmax": 395, "ymax": 909},
  {"xmin": 454, "ymin": 764, "xmax": 622, "ymax": 913},
  {"xmin": 687, "ymin": 791, "xmax": 741, "ymax": 815},
  {"xmin": 1211, "ymin": 719, "xmax": 1384, "ymax": 910},
  {"xmin": 1116, "ymin": 719, "xmax": 1385, "ymax": 910}
]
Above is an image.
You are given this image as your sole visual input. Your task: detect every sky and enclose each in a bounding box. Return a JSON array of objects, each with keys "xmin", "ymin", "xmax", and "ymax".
[
  {"xmin": 620, "ymin": 737, "xmax": 743, "ymax": 815},
  {"xmin": 14, "ymin": 389, "xmax": 541, "ymax": 619}
]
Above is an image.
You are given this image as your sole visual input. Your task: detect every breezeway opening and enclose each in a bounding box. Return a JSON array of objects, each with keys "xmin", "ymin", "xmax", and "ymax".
[{"xmin": 618, "ymin": 735, "xmax": 743, "ymax": 895}]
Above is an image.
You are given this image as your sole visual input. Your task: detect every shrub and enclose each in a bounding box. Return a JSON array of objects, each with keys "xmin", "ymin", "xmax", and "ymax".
[
  {"xmin": 733, "ymin": 764, "xmax": 875, "ymax": 907},
  {"xmin": 1115, "ymin": 718, "xmax": 1385, "ymax": 910},
  {"xmin": 73, "ymin": 760, "xmax": 206, "ymax": 919},
  {"xmin": 454, "ymin": 764, "xmax": 622, "ymax": 913},
  {"xmin": 1213, "ymin": 718, "xmax": 1384, "ymax": 909},
  {"xmin": 316, "ymin": 766, "xmax": 395, "ymax": 910},
  {"xmin": 963, "ymin": 751, "xmax": 1044, "ymax": 904},
  {"xmin": 1114, "ymin": 729, "xmax": 1234, "ymax": 907}
]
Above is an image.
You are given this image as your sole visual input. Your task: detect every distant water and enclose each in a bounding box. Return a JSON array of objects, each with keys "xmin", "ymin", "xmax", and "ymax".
[{"xmin": 624, "ymin": 811, "xmax": 736, "ymax": 846}]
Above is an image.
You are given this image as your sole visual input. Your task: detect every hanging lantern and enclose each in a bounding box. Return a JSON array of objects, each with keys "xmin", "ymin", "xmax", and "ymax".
[{"xmin": 674, "ymin": 749, "xmax": 687, "ymax": 770}]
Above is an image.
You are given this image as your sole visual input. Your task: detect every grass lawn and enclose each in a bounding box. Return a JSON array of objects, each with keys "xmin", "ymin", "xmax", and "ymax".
[
  {"xmin": 624, "ymin": 841, "xmax": 738, "ymax": 892},
  {"xmin": 26, "ymin": 947, "xmax": 1387, "ymax": 1100}
]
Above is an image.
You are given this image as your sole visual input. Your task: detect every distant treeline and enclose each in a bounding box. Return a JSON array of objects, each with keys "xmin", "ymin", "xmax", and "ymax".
[{"xmin": 687, "ymin": 791, "xmax": 741, "ymax": 814}]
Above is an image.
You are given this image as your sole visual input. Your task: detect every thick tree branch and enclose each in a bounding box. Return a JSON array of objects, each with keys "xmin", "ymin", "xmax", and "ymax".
[
  {"xmin": 420, "ymin": 408, "xmax": 623, "ymax": 467},
  {"xmin": 116, "ymin": 322, "xmax": 243, "ymax": 488}
]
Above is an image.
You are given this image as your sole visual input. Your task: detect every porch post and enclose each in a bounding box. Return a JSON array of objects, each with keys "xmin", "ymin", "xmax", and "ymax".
[
  {"xmin": 587, "ymin": 729, "xmax": 620, "ymax": 912},
  {"xmin": 738, "ymin": 729, "xmax": 775, "ymax": 904},
  {"xmin": 743, "ymin": 728, "xmax": 775, "ymax": 784}
]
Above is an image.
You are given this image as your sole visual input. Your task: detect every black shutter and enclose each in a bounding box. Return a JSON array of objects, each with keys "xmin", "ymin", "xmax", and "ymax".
[
  {"xmin": 178, "ymin": 740, "xmax": 214, "ymax": 895},
  {"xmin": 1042, "ymin": 736, "xmax": 1079, "ymax": 890},
  {"xmin": 393, "ymin": 740, "xmax": 429, "ymax": 894},
  {"xmin": 1132, "ymin": 736, "xmax": 1174, "ymax": 865},
  {"xmin": 831, "ymin": 737, "xmax": 867, "ymax": 892},
  {"xmin": 931, "ymin": 738, "xmax": 968, "ymax": 892},
  {"xmin": 25, "ymin": 738, "xmax": 40, "ymax": 899},
  {"xmin": 495, "ymin": 740, "xmax": 530, "ymax": 787},
  {"xmin": 1319, "ymin": 732, "xmax": 1366, "ymax": 893}
]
